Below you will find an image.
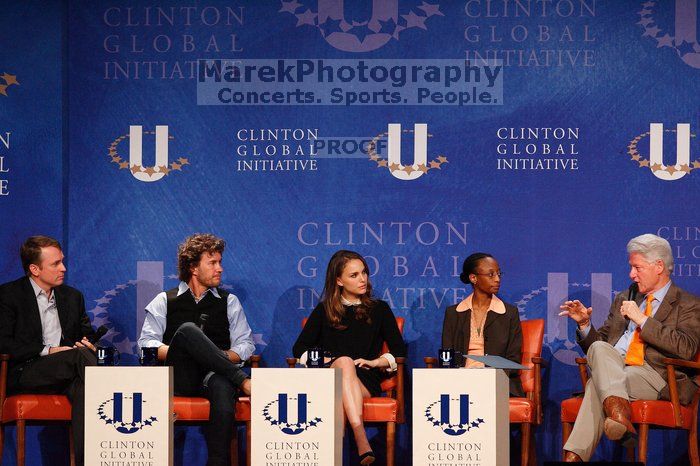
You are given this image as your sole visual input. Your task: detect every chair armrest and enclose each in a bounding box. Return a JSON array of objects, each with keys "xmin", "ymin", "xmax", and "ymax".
[
  {"xmin": 285, "ymin": 357, "xmax": 298, "ymax": 368},
  {"xmin": 575, "ymin": 357, "xmax": 589, "ymax": 388},
  {"xmin": 424, "ymin": 357, "xmax": 437, "ymax": 368},
  {"xmin": 662, "ymin": 357, "xmax": 700, "ymax": 427},
  {"xmin": 530, "ymin": 357, "xmax": 547, "ymax": 424},
  {"xmin": 662, "ymin": 358, "xmax": 700, "ymax": 370},
  {"xmin": 0, "ymin": 354, "xmax": 9, "ymax": 362},
  {"xmin": 248, "ymin": 355, "xmax": 261, "ymax": 368},
  {"xmin": 530, "ymin": 356, "xmax": 548, "ymax": 366}
]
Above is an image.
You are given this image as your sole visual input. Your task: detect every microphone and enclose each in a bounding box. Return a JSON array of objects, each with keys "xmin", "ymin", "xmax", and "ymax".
[
  {"xmin": 624, "ymin": 283, "xmax": 639, "ymax": 322},
  {"xmin": 87, "ymin": 325, "xmax": 109, "ymax": 344},
  {"xmin": 198, "ymin": 314, "xmax": 209, "ymax": 331},
  {"xmin": 628, "ymin": 283, "xmax": 639, "ymax": 301}
]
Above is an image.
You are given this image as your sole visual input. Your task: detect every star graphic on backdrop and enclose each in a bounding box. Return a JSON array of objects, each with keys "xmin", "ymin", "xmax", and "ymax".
[
  {"xmin": 631, "ymin": 153, "xmax": 641, "ymax": 161},
  {"xmin": 418, "ymin": 2, "xmax": 444, "ymax": 17},
  {"xmin": 170, "ymin": 162, "xmax": 182, "ymax": 171},
  {"xmin": 676, "ymin": 40, "xmax": 697, "ymax": 56},
  {"xmin": 692, "ymin": 161, "xmax": 700, "ymax": 169},
  {"xmin": 296, "ymin": 9, "xmax": 317, "ymax": 26},
  {"xmin": 650, "ymin": 163, "xmax": 662, "ymax": 171},
  {"xmin": 417, "ymin": 164, "xmax": 429, "ymax": 173},
  {"xmin": 389, "ymin": 162, "xmax": 400, "ymax": 171},
  {"xmin": 437, "ymin": 155, "xmax": 448, "ymax": 163},
  {"xmin": 1, "ymin": 73, "xmax": 18, "ymax": 86},
  {"xmin": 642, "ymin": 25, "xmax": 661, "ymax": 38},
  {"xmin": 642, "ymin": 1, "xmax": 655, "ymax": 7},
  {"xmin": 115, "ymin": 284, "xmax": 127, "ymax": 290},
  {"xmin": 638, "ymin": 159, "xmax": 650, "ymax": 167},
  {"xmin": 351, "ymin": 25, "xmax": 373, "ymax": 43},
  {"xmin": 104, "ymin": 290, "xmax": 118, "ymax": 296},
  {"xmin": 429, "ymin": 161, "xmax": 441, "ymax": 169},
  {"xmin": 319, "ymin": 18, "xmax": 343, "ymax": 36},
  {"xmin": 279, "ymin": 0, "xmax": 301, "ymax": 14},
  {"xmin": 177, "ymin": 157, "xmax": 189, "ymax": 165},
  {"xmin": 0, "ymin": 85, "xmax": 7, "ymax": 96},
  {"xmin": 130, "ymin": 164, "xmax": 142, "ymax": 174},
  {"xmin": 143, "ymin": 166, "xmax": 156, "ymax": 176},
  {"xmin": 402, "ymin": 11, "xmax": 428, "ymax": 30},
  {"xmin": 377, "ymin": 159, "xmax": 388, "ymax": 167},
  {"xmin": 369, "ymin": 154, "xmax": 379, "ymax": 161},
  {"xmin": 158, "ymin": 165, "xmax": 171, "ymax": 175},
  {"xmin": 656, "ymin": 34, "xmax": 673, "ymax": 48},
  {"xmin": 636, "ymin": 17, "xmax": 653, "ymax": 27},
  {"xmin": 392, "ymin": 24, "xmax": 405, "ymax": 40},
  {"xmin": 680, "ymin": 164, "xmax": 692, "ymax": 173},
  {"xmin": 666, "ymin": 165, "xmax": 678, "ymax": 174},
  {"xmin": 404, "ymin": 165, "xmax": 415, "ymax": 175}
]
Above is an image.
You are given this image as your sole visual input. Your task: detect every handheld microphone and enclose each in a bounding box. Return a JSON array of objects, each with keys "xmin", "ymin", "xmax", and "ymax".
[
  {"xmin": 87, "ymin": 325, "xmax": 109, "ymax": 344},
  {"xmin": 628, "ymin": 283, "xmax": 639, "ymax": 301},
  {"xmin": 624, "ymin": 283, "xmax": 639, "ymax": 322},
  {"xmin": 198, "ymin": 314, "xmax": 209, "ymax": 331}
]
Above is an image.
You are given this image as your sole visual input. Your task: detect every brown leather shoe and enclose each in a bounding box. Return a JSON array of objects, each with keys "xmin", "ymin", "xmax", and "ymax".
[
  {"xmin": 603, "ymin": 395, "xmax": 637, "ymax": 447},
  {"xmin": 564, "ymin": 450, "xmax": 583, "ymax": 462}
]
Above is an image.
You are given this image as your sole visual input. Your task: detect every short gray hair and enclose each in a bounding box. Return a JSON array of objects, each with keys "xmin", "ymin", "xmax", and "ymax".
[{"xmin": 626, "ymin": 234, "xmax": 673, "ymax": 274}]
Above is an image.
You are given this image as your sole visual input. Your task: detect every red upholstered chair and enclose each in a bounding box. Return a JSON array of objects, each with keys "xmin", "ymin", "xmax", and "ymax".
[
  {"xmin": 424, "ymin": 318, "xmax": 546, "ymax": 466},
  {"xmin": 561, "ymin": 353, "xmax": 700, "ymax": 464},
  {"xmin": 172, "ymin": 354, "xmax": 260, "ymax": 466},
  {"xmin": 0, "ymin": 353, "xmax": 76, "ymax": 466},
  {"xmin": 286, "ymin": 317, "xmax": 406, "ymax": 466}
]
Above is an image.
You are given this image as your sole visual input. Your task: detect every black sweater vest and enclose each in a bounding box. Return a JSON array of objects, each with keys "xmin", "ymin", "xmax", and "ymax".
[{"xmin": 162, "ymin": 287, "xmax": 231, "ymax": 350}]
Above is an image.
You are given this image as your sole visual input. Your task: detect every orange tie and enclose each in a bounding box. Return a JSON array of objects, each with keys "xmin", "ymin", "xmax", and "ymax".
[{"xmin": 624, "ymin": 294, "xmax": 655, "ymax": 366}]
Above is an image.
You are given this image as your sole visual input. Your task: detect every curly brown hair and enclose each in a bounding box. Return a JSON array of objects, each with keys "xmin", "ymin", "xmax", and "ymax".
[{"xmin": 177, "ymin": 234, "xmax": 226, "ymax": 282}]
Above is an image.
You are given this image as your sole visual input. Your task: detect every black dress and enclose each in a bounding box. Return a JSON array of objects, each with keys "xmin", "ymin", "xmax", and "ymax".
[{"xmin": 293, "ymin": 299, "xmax": 407, "ymax": 397}]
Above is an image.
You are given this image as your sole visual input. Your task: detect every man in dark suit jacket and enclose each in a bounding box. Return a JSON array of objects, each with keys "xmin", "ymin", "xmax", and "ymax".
[
  {"xmin": 0, "ymin": 236, "xmax": 97, "ymax": 466},
  {"xmin": 559, "ymin": 234, "xmax": 700, "ymax": 462}
]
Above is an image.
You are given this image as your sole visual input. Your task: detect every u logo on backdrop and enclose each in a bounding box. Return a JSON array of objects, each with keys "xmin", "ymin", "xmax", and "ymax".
[
  {"xmin": 262, "ymin": 393, "xmax": 322, "ymax": 435},
  {"xmin": 97, "ymin": 392, "xmax": 158, "ymax": 434},
  {"xmin": 425, "ymin": 393, "xmax": 484, "ymax": 436},
  {"xmin": 278, "ymin": 0, "xmax": 444, "ymax": 52},
  {"xmin": 626, "ymin": 123, "xmax": 699, "ymax": 181},
  {"xmin": 637, "ymin": 0, "xmax": 700, "ymax": 69},
  {"xmin": 366, "ymin": 123, "xmax": 449, "ymax": 180},
  {"xmin": 107, "ymin": 125, "xmax": 190, "ymax": 182}
]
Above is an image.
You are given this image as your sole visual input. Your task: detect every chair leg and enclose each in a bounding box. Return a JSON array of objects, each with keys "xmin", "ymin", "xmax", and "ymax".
[
  {"xmin": 520, "ymin": 423, "xmax": 530, "ymax": 466},
  {"xmin": 689, "ymin": 426, "xmax": 699, "ymax": 466},
  {"xmin": 561, "ymin": 422, "xmax": 572, "ymax": 460},
  {"xmin": 69, "ymin": 425, "xmax": 76, "ymax": 466},
  {"xmin": 528, "ymin": 427, "xmax": 537, "ymax": 466},
  {"xmin": 230, "ymin": 426, "xmax": 238, "ymax": 466},
  {"xmin": 638, "ymin": 424, "xmax": 649, "ymax": 464},
  {"xmin": 246, "ymin": 421, "xmax": 251, "ymax": 466},
  {"xmin": 16, "ymin": 420, "xmax": 25, "ymax": 466},
  {"xmin": 386, "ymin": 421, "xmax": 396, "ymax": 466}
]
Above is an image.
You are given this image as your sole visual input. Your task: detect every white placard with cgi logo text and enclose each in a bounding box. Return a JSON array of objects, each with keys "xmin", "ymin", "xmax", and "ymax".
[
  {"xmin": 85, "ymin": 367, "xmax": 173, "ymax": 466},
  {"xmin": 413, "ymin": 368, "xmax": 509, "ymax": 466},
  {"xmin": 252, "ymin": 368, "xmax": 343, "ymax": 466}
]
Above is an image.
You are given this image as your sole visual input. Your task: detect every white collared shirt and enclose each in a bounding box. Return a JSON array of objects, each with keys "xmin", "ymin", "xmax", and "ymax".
[{"xmin": 29, "ymin": 278, "xmax": 62, "ymax": 356}]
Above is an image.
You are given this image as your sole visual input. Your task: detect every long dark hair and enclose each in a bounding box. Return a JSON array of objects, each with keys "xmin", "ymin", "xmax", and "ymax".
[{"xmin": 321, "ymin": 250, "xmax": 374, "ymax": 328}]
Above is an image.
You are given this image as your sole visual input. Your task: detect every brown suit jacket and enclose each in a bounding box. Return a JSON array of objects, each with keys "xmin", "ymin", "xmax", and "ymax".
[{"xmin": 578, "ymin": 282, "xmax": 700, "ymax": 404}]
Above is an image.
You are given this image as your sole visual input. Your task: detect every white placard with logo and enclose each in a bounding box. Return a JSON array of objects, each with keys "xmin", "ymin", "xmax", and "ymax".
[
  {"xmin": 413, "ymin": 368, "xmax": 509, "ymax": 466},
  {"xmin": 85, "ymin": 367, "xmax": 173, "ymax": 466},
  {"xmin": 252, "ymin": 368, "xmax": 343, "ymax": 466}
]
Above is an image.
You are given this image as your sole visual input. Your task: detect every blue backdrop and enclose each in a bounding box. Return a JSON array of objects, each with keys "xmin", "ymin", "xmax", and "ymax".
[{"xmin": 2, "ymin": 1, "xmax": 700, "ymax": 464}]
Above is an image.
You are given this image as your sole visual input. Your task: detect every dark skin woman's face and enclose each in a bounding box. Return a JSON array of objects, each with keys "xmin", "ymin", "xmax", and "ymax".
[{"xmin": 469, "ymin": 257, "xmax": 501, "ymax": 295}]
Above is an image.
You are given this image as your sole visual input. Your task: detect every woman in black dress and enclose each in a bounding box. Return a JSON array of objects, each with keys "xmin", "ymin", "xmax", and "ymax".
[
  {"xmin": 293, "ymin": 250, "xmax": 406, "ymax": 465},
  {"xmin": 441, "ymin": 252, "xmax": 524, "ymax": 397}
]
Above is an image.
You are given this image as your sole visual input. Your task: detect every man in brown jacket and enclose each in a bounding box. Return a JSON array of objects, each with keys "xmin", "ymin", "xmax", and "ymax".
[{"xmin": 559, "ymin": 233, "xmax": 700, "ymax": 462}]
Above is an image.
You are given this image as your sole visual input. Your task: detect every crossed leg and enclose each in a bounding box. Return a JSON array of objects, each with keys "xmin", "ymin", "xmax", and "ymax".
[{"xmin": 331, "ymin": 356, "xmax": 372, "ymax": 455}]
